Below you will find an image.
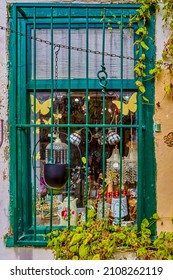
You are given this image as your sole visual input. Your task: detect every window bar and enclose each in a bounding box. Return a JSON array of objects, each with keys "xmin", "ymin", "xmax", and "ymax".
[
  {"xmin": 18, "ymin": 123, "xmax": 139, "ymax": 129},
  {"xmin": 33, "ymin": 7, "xmax": 37, "ymax": 240},
  {"xmin": 49, "ymin": 7, "xmax": 54, "ymax": 232},
  {"xmin": 119, "ymin": 10, "xmax": 124, "ymax": 225},
  {"xmin": 67, "ymin": 8, "xmax": 71, "ymax": 228},
  {"xmin": 85, "ymin": 7, "xmax": 89, "ymax": 222},
  {"xmin": 101, "ymin": 10, "xmax": 106, "ymax": 218},
  {"xmin": 18, "ymin": 18, "xmax": 23, "ymax": 237}
]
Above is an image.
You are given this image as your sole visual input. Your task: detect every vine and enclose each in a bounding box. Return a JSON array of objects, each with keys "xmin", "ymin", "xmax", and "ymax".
[
  {"xmin": 129, "ymin": 0, "xmax": 158, "ymax": 102},
  {"xmin": 144, "ymin": 0, "xmax": 173, "ymax": 100},
  {"xmin": 108, "ymin": 0, "xmax": 173, "ymax": 102},
  {"xmin": 47, "ymin": 213, "xmax": 173, "ymax": 260}
]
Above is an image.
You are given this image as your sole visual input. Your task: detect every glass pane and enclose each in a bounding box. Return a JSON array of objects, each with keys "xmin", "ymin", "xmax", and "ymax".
[
  {"xmin": 30, "ymin": 91, "xmax": 138, "ymax": 227},
  {"xmin": 31, "ymin": 28, "xmax": 134, "ymax": 80}
]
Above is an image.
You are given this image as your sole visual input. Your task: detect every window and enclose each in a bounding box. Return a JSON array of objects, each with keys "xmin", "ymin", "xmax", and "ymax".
[{"xmin": 7, "ymin": 3, "xmax": 156, "ymax": 246}]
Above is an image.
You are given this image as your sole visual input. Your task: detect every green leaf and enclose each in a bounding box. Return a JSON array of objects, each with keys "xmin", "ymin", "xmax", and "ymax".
[
  {"xmin": 152, "ymin": 213, "xmax": 160, "ymax": 221},
  {"xmin": 81, "ymin": 157, "xmax": 86, "ymax": 164},
  {"xmin": 142, "ymin": 96, "xmax": 149, "ymax": 102},
  {"xmin": 92, "ymin": 254, "xmax": 101, "ymax": 260},
  {"xmin": 88, "ymin": 209, "xmax": 96, "ymax": 220},
  {"xmin": 136, "ymin": 27, "xmax": 148, "ymax": 36},
  {"xmin": 70, "ymin": 245, "xmax": 79, "ymax": 253},
  {"xmin": 70, "ymin": 233, "xmax": 84, "ymax": 246},
  {"xmin": 72, "ymin": 255, "xmax": 79, "ymax": 260},
  {"xmin": 135, "ymin": 80, "xmax": 143, "ymax": 87},
  {"xmin": 162, "ymin": 51, "xmax": 168, "ymax": 58},
  {"xmin": 141, "ymin": 41, "xmax": 149, "ymax": 50},
  {"xmin": 79, "ymin": 244, "xmax": 90, "ymax": 259},
  {"xmin": 139, "ymin": 85, "xmax": 146, "ymax": 94},
  {"xmin": 139, "ymin": 53, "xmax": 146, "ymax": 61},
  {"xmin": 141, "ymin": 218, "xmax": 149, "ymax": 229}
]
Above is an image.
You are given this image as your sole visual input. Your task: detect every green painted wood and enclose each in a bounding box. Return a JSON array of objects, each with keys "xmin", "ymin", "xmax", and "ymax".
[
  {"xmin": 27, "ymin": 80, "xmax": 137, "ymax": 91},
  {"xmin": 141, "ymin": 7, "xmax": 156, "ymax": 236},
  {"xmin": 9, "ymin": 5, "xmax": 18, "ymax": 244},
  {"xmin": 33, "ymin": 6, "xmax": 37, "ymax": 241},
  {"xmin": 137, "ymin": 28, "xmax": 144, "ymax": 230}
]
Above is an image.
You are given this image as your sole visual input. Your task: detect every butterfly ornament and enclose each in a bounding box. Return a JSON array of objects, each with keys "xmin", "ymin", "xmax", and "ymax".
[
  {"xmin": 112, "ymin": 92, "xmax": 137, "ymax": 116},
  {"xmin": 30, "ymin": 95, "xmax": 54, "ymax": 115}
]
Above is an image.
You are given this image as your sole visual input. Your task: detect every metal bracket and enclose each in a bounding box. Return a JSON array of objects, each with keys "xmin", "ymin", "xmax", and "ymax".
[{"xmin": 153, "ymin": 122, "xmax": 161, "ymax": 133}]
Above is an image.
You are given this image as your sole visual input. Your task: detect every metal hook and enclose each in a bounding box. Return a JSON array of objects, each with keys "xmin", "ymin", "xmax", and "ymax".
[{"xmin": 97, "ymin": 68, "xmax": 108, "ymax": 89}]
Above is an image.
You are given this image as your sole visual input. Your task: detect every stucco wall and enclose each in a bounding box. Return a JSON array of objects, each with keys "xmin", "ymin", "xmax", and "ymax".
[
  {"xmin": 0, "ymin": 0, "xmax": 173, "ymax": 259},
  {"xmin": 154, "ymin": 70, "xmax": 173, "ymax": 233},
  {"xmin": 154, "ymin": 8, "xmax": 173, "ymax": 233}
]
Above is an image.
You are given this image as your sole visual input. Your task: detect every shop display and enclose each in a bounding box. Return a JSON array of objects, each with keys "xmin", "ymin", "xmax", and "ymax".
[{"xmin": 34, "ymin": 91, "xmax": 138, "ymax": 226}]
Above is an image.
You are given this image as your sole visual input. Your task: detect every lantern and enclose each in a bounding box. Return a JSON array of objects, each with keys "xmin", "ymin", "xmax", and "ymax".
[{"xmin": 44, "ymin": 134, "xmax": 68, "ymax": 190}]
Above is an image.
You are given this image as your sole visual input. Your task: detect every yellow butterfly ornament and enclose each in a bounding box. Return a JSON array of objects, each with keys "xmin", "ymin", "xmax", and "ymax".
[
  {"xmin": 112, "ymin": 92, "xmax": 137, "ymax": 116},
  {"xmin": 30, "ymin": 95, "xmax": 53, "ymax": 115},
  {"xmin": 42, "ymin": 114, "xmax": 62, "ymax": 125}
]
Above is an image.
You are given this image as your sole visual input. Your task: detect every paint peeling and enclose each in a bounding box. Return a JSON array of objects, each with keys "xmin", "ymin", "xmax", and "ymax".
[
  {"xmin": 3, "ymin": 146, "xmax": 9, "ymax": 161},
  {"xmin": 2, "ymin": 169, "xmax": 7, "ymax": 181}
]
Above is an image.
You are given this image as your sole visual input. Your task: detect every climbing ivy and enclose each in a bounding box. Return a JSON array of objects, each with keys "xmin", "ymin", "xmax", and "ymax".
[
  {"xmin": 134, "ymin": 0, "xmax": 173, "ymax": 99},
  {"xmin": 106, "ymin": 0, "xmax": 173, "ymax": 101}
]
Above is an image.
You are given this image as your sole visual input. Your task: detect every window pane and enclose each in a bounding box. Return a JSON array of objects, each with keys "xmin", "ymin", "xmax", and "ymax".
[
  {"xmin": 30, "ymin": 91, "xmax": 138, "ymax": 226},
  {"xmin": 31, "ymin": 28, "xmax": 134, "ymax": 80}
]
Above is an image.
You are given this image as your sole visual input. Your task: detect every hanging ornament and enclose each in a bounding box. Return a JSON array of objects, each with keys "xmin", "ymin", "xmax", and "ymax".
[
  {"xmin": 106, "ymin": 146, "xmax": 120, "ymax": 186},
  {"xmin": 122, "ymin": 113, "xmax": 137, "ymax": 184}
]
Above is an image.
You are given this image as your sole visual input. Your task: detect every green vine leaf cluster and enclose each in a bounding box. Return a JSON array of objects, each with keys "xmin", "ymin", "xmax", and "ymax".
[
  {"xmin": 47, "ymin": 213, "xmax": 173, "ymax": 260},
  {"xmin": 125, "ymin": 0, "xmax": 173, "ymax": 101},
  {"xmin": 129, "ymin": 1, "xmax": 155, "ymax": 102},
  {"xmin": 132, "ymin": 0, "xmax": 173, "ymax": 100}
]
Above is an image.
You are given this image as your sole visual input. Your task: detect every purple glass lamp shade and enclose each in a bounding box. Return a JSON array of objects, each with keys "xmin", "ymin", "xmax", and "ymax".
[{"xmin": 44, "ymin": 163, "xmax": 68, "ymax": 190}]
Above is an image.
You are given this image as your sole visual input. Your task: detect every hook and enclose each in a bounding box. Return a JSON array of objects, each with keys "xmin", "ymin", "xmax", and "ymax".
[{"xmin": 97, "ymin": 65, "xmax": 108, "ymax": 90}]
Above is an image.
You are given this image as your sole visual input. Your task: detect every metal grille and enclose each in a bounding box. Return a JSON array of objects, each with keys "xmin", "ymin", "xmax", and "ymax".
[{"xmin": 8, "ymin": 3, "xmax": 156, "ymax": 246}]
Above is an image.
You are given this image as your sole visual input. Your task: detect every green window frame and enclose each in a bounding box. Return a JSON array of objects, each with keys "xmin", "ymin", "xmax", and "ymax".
[{"xmin": 7, "ymin": 3, "xmax": 156, "ymax": 247}]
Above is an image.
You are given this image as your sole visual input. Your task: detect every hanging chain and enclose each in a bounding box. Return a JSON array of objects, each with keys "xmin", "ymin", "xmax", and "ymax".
[
  {"xmin": 0, "ymin": 25, "xmax": 142, "ymax": 63},
  {"xmin": 54, "ymin": 45, "xmax": 60, "ymax": 94},
  {"xmin": 1, "ymin": 25, "xmax": 173, "ymax": 68}
]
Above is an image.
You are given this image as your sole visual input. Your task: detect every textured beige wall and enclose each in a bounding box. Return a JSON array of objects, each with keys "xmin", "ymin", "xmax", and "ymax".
[{"xmin": 154, "ymin": 70, "xmax": 173, "ymax": 233}]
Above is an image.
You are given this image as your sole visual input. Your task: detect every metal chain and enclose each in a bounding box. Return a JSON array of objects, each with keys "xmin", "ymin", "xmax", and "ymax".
[
  {"xmin": 54, "ymin": 46, "xmax": 60, "ymax": 93},
  {"xmin": 1, "ymin": 24, "xmax": 173, "ymax": 68},
  {"xmin": 0, "ymin": 25, "xmax": 142, "ymax": 63}
]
